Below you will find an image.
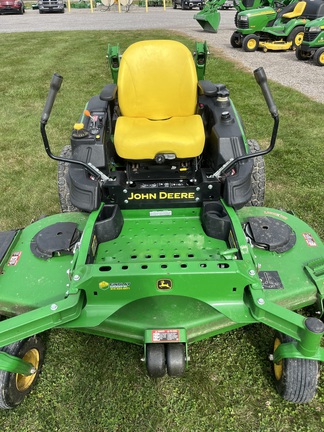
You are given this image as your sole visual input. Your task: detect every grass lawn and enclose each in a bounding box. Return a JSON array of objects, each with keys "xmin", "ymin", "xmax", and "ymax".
[{"xmin": 0, "ymin": 30, "xmax": 323, "ymax": 431}]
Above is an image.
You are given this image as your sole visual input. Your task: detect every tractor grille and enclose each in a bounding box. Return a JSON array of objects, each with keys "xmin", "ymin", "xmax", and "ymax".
[
  {"xmin": 303, "ymin": 30, "xmax": 319, "ymax": 42},
  {"xmin": 237, "ymin": 21, "xmax": 249, "ymax": 29}
]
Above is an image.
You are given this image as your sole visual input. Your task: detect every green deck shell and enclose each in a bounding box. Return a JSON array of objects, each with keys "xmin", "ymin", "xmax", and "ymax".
[{"xmin": 0, "ymin": 203, "xmax": 324, "ymax": 374}]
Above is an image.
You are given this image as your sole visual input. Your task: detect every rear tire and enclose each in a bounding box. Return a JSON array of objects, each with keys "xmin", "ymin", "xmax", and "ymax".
[
  {"xmin": 273, "ymin": 332, "xmax": 319, "ymax": 403},
  {"xmin": 57, "ymin": 145, "xmax": 79, "ymax": 213},
  {"xmin": 230, "ymin": 31, "xmax": 242, "ymax": 48},
  {"xmin": 234, "ymin": 11, "xmax": 239, "ymax": 27},
  {"xmin": 313, "ymin": 47, "xmax": 324, "ymax": 66},
  {"xmin": 287, "ymin": 26, "xmax": 304, "ymax": 50},
  {"xmin": 247, "ymin": 139, "xmax": 265, "ymax": 206},
  {"xmin": 295, "ymin": 46, "xmax": 312, "ymax": 61}
]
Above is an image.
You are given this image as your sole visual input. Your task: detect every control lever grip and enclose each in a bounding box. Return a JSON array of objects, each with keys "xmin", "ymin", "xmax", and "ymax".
[
  {"xmin": 41, "ymin": 73, "xmax": 63, "ymax": 124},
  {"xmin": 254, "ymin": 67, "xmax": 278, "ymax": 118}
]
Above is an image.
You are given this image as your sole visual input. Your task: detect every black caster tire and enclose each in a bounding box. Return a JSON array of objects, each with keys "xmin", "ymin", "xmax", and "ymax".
[
  {"xmin": 273, "ymin": 332, "xmax": 319, "ymax": 403},
  {"xmin": 166, "ymin": 343, "xmax": 186, "ymax": 377},
  {"xmin": 0, "ymin": 336, "xmax": 44, "ymax": 409},
  {"xmin": 146, "ymin": 344, "xmax": 166, "ymax": 378}
]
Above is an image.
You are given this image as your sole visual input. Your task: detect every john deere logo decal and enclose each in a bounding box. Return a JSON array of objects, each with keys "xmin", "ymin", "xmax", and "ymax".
[{"xmin": 157, "ymin": 279, "xmax": 172, "ymax": 290}]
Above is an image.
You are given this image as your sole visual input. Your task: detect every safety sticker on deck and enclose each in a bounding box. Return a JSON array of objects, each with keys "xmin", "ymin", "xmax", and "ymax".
[
  {"xmin": 152, "ymin": 329, "xmax": 180, "ymax": 343},
  {"xmin": 259, "ymin": 271, "xmax": 283, "ymax": 290},
  {"xmin": 8, "ymin": 251, "xmax": 22, "ymax": 266},
  {"xmin": 303, "ymin": 233, "xmax": 317, "ymax": 247}
]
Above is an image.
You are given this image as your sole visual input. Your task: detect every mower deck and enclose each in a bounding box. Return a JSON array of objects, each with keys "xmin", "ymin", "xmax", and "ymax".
[{"xmin": 1, "ymin": 204, "xmax": 323, "ymax": 351}]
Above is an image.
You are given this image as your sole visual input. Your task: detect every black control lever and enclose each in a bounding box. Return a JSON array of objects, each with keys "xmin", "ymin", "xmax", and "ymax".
[
  {"xmin": 41, "ymin": 73, "xmax": 63, "ymax": 125},
  {"xmin": 254, "ymin": 67, "xmax": 278, "ymax": 119},
  {"xmin": 215, "ymin": 67, "xmax": 279, "ymax": 178},
  {"xmin": 40, "ymin": 74, "xmax": 107, "ymax": 181}
]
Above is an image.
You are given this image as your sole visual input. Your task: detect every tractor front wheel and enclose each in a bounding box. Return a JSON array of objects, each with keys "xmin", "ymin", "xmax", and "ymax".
[
  {"xmin": 242, "ymin": 35, "xmax": 259, "ymax": 52},
  {"xmin": 230, "ymin": 31, "xmax": 242, "ymax": 49},
  {"xmin": 287, "ymin": 26, "xmax": 304, "ymax": 50},
  {"xmin": 295, "ymin": 46, "xmax": 312, "ymax": 61},
  {"xmin": 272, "ymin": 332, "xmax": 319, "ymax": 403},
  {"xmin": 314, "ymin": 47, "xmax": 324, "ymax": 66},
  {"xmin": 0, "ymin": 336, "xmax": 44, "ymax": 409}
]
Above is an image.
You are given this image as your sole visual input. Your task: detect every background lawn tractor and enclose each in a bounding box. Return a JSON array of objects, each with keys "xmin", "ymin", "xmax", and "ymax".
[
  {"xmin": 0, "ymin": 39, "xmax": 324, "ymax": 409},
  {"xmin": 296, "ymin": 15, "xmax": 324, "ymax": 64},
  {"xmin": 193, "ymin": 0, "xmax": 293, "ymax": 32},
  {"xmin": 231, "ymin": 0, "xmax": 324, "ymax": 52}
]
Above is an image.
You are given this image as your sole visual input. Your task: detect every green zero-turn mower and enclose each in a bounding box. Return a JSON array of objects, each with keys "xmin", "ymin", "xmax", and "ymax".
[
  {"xmin": 231, "ymin": 0, "xmax": 324, "ymax": 52},
  {"xmin": 1, "ymin": 39, "xmax": 324, "ymax": 409},
  {"xmin": 296, "ymin": 15, "xmax": 324, "ymax": 64},
  {"xmin": 194, "ymin": 0, "xmax": 292, "ymax": 33}
]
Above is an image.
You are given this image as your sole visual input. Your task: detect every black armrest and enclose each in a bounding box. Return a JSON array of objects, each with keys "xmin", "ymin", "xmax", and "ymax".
[
  {"xmin": 198, "ymin": 81, "xmax": 229, "ymax": 98},
  {"xmin": 198, "ymin": 80, "xmax": 219, "ymax": 97},
  {"xmin": 100, "ymin": 83, "xmax": 117, "ymax": 102}
]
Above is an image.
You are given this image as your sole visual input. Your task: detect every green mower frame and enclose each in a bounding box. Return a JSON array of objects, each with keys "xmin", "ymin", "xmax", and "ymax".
[{"xmin": 0, "ymin": 39, "xmax": 324, "ymax": 409}]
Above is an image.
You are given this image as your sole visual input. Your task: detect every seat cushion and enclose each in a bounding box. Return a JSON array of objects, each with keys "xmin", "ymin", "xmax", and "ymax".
[{"xmin": 114, "ymin": 115, "xmax": 205, "ymax": 160}]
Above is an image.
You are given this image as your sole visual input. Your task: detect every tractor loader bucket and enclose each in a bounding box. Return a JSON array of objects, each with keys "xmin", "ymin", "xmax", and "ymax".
[{"xmin": 194, "ymin": 9, "xmax": 221, "ymax": 33}]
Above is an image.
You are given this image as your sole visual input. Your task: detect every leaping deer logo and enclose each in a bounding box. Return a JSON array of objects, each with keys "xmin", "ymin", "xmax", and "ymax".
[{"xmin": 157, "ymin": 279, "xmax": 172, "ymax": 290}]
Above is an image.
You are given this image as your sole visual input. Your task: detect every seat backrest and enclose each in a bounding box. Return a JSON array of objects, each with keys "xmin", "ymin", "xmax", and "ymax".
[
  {"xmin": 117, "ymin": 40, "xmax": 198, "ymax": 120},
  {"xmin": 282, "ymin": 1, "xmax": 306, "ymax": 18}
]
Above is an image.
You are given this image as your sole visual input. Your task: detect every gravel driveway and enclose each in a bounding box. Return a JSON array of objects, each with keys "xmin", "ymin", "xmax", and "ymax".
[{"xmin": 1, "ymin": 7, "xmax": 323, "ymax": 103}]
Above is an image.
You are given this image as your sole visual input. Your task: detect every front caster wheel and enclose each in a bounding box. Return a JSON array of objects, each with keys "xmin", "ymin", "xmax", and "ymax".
[
  {"xmin": 146, "ymin": 344, "xmax": 166, "ymax": 378},
  {"xmin": 272, "ymin": 332, "xmax": 319, "ymax": 403},
  {"xmin": 0, "ymin": 336, "xmax": 44, "ymax": 409},
  {"xmin": 166, "ymin": 343, "xmax": 186, "ymax": 377}
]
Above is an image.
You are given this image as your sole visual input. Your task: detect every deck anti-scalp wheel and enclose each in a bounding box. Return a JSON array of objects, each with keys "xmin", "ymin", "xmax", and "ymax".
[
  {"xmin": 166, "ymin": 344, "xmax": 186, "ymax": 377},
  {"xmin": 146, "ymin": 344, "xmax": 166, "ymax": 378},
  {"xmin": 0, "ymin": 336, "xmax": 44, "ymax": 409},
  {"xmin": 272, "ymin": 332, "xmax": 319, "ymax": 403}
]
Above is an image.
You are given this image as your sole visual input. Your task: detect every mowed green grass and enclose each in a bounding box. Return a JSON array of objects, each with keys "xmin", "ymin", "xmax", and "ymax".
[{"xmin": 0, "ymin": 30, "xmax": 323, "ymax": 431}]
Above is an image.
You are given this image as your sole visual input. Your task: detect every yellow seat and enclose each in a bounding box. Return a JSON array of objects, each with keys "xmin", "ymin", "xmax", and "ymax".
[
  {"xmin": 114, "ymin": 40, "xmax": 205, "ymax": 160},
  {"xmin": 282, "ymin": 1, "xmax": 306, "ymax": 19}
]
